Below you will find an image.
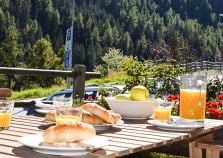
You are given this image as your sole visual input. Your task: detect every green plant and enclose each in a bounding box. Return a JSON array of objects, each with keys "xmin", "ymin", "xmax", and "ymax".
[
  {"xmin": 101, "ymin": 48, "xmax": 128, "ymax": 71},
  {"xmin": 148, "ymin": 62, "xmax": 184, "ymax": 97},
  {"xmin": 122, "ymin": 58, "xmax": 184, "ymax": 97},
  {"xmin": 122, "ymin": 57, "xmax": 149, "ymax": 91},
  {"xmin": 94, "ymin": 64, "xmax": 108, "ymax": 78},
  {"xmin": 97, "ymin": 96, "xmax": 110, "ymax": 109}
]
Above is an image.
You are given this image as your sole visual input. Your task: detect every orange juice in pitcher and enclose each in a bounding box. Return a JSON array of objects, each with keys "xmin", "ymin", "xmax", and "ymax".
[
  {"xmin": 180, "ymin": 89, "xmax": 206, "ymax": 120},
  {"xmin": 179, "ymin": 74, "xmax": 207, "ymax": 121}
]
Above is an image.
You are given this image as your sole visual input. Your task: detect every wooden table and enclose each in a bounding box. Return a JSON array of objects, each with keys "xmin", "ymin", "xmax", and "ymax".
[{"xmin": 1, "ymin": 116, "xmax": 223, "ymax": 158}]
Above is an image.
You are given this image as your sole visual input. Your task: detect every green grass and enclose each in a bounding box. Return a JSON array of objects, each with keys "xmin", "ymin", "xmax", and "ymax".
[
  {"xmin": 148, "ymin": 153, "xmax": 187, "ymax": 158},
  {"xmin": 86, "ymin": 71, "xmax": 127, "ymax": 86},
  {"xmin": 122, "ymin": 151, "xmax": 187, "ymax": 158},
  {"xmin": 11, "ymin": 85, "xmax": 65, "ymax": 100},
  {"xmin": 11, "ymin": 71, "xmax": 127, "ymax": 100}
]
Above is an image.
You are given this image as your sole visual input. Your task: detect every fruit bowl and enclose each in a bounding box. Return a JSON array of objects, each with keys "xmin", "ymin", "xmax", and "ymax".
[{"xmin": 105, "ymin": 97, "xmax": 160, "ymax": 119}]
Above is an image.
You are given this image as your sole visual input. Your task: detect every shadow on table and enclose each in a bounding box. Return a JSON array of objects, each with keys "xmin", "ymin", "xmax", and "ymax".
[
  {"xmin": 38, "ymin": 123, "xmax": 55, "ymax": 130},
  {"xmin": 123, "ymin": 119, "xmax": 148, "ymax": 124},
  {"xmin": 13, "ymin": 146, "xmax": 99, "ymax": 158},
  {"xmin": 12, "ymin": 146, "xmax": 53, "ymax": 158},
  {"xmin": 96, "ymin": 126, "xmax": 122, "ymax": 134}
]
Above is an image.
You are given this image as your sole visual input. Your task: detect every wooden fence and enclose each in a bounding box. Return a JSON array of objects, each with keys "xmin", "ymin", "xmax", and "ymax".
[
  {"xmin": 180, "ymin": 61, "xmax": 223, "ymax": 72},
  {"xmin": 0, "ymin": 64, "xmax": 100, "ymax": 100}
]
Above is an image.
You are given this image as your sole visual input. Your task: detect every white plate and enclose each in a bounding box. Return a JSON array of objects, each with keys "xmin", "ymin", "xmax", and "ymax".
[
  {"xmin": 35, "ymin": 109, "xmax": 50, "ymax": 114},
  {"xmin": 35, "ymin": 101, "xmax": 54, "ymax": 110},
  {"xmin": 147, "ymin": 118, "xmax": 204, "ymax": 132},
  {"xmin": 93, "ymin": 120, "xmax": 124, "ymax": 131},
  {"xmin": 18, "ymin": 134, "xmax": 109, "ymax": 156}
]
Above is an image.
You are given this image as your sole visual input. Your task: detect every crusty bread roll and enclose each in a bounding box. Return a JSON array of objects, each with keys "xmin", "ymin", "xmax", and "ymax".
[
  {"xmin": 81, "ymin": 110, "xmax": 104, "ymax": 125},
  {"xmin": 44, "ymin": 111, "xmax": 56, "ymax": 122},
  {"xmin": 82, "ymin": 103, "xmax": 114, "ymax": 124},
  {"xmin": 43, "ymin": 104, "xmax": 122, "ymax": 125},
  {"xmin": 111, "ymin": 113, "xmax": 122, "ymax": 123},
  {"xmin": 0, "ymin": 88, "xmax": 12, "ymax": 99},
  {"xmin": 43, "ymin": 122, "xmax": 96, "ymax": 143}
]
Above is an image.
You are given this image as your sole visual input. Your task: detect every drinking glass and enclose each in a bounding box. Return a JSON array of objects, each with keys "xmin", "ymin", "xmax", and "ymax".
[
  {"xmin": 0, "ymin": 100, "xmax": 14, "ymax": 130},
  {"xmin": 154, "ymin": 102, "xmax": 173, "ymax": 121},
  {"xmin": 180, "ymin": 74, "xmax": 207, "ymax": 121},
  {"xmin": 53, "ymin": 98, "xmax": 82, "ymax": 125},
  {"xmin": 54, "ymin": 107, "xmax": 82, "ymax": 125}
]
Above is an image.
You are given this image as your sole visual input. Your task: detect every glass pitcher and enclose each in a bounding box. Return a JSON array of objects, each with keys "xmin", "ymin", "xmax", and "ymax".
[{"xmin": 179, "ymin": 74, "xmax": 207, "ymax": 121}]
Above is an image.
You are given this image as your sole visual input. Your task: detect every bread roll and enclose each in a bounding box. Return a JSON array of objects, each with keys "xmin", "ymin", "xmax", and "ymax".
[
  {"xmin": 82, "ymin": 110, "xmax": 104, "ymax": 125},
  {"xmin": 0, "ymin": 88, "xmax": 12, "ymax": 99},
  {"xmin": 44, "ymin": 111, "xmax": 56, "ymax": 122},
  {"xmin": 111, "ymin": 113, "xmax": 122, "ymax": 123},
  {"xmin": 82, "ymin": 103, "xmax": 114, "ymax": 124},
  {"xmin": 43, "ymin": 122, "xmax": 96, "ymax": 143}
]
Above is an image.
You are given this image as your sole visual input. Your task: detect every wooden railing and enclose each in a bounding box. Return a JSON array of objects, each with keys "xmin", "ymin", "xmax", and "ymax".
[
  {"xmin": 0, "ymin": 64, "xmax": 101, "ymax": 100},
  {"xmin": 180, "ymin": 61, "xmax": 223, "ymax": 72}
]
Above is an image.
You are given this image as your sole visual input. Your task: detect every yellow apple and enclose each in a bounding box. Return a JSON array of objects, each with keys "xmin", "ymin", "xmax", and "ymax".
[
  {"xmin": 130, "ymin": 86, "xmax": 149, "ymax": 101},
  {"xmin": 115, "ymin": 94, "xmax": 131, "ymax": 100}
]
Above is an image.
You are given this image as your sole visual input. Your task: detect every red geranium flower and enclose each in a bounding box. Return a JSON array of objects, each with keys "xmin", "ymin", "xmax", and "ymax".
[
  {"xmin": 209, "ymin": 101, "xmax": 220, "ymax": 108},
  {"xmin": 214, "ymin": 110, "xmax": 221, "ymax": 118},
  {"xmin": 218, "ymin": 94, "xmax": 223, "ymax": 100},
  {"xmin": 206, "ymin": 101, "xmax": 210, "ymax": 107},
  {"xmin": 207, "ymin": 107, "xmax": 214, "ymax": 113},
  {"xmin": 173, "ymin": 94, "xmax": 179, "ymax": 100},
  {"xmin": 166, "ymin": 94, "xmax": 179, "ymax": 101}
]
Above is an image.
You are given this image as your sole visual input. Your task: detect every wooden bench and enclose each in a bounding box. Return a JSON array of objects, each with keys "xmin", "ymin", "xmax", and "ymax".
[{"xmin": 193, "ymin": 133, "xmax": 223, "ymax": 158}]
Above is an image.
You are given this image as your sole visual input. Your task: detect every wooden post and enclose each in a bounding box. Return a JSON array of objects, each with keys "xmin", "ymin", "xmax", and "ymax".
[
  {"xmin": 202, "ymin": 61, "xmax": 205, "ymax": 71},
  {"xmin": 73, "ymin": 64, "xmax": 86, "ymax": 100},
  {"xmin": 189, "ymin": 141, "xmax": 202, "ymax": 158}
]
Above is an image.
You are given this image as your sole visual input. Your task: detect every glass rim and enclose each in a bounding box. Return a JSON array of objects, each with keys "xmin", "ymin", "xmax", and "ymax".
[
  {"xmin": 0, "ymin": 100, "xmax": 14, "ymax": 106},
  {"xmin": 0, "ymin": 100, "xmax": 14, "ymax": 102}
]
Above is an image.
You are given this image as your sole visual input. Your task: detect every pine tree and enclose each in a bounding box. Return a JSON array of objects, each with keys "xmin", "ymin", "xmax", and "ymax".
[
  {"xmin": 28, "ymin": 38, "xmax": 62, "ymax": 87},
  {"xmin": 0, "ymin": 8, "xmax": 6, "ymax": 41},
  {"xmin": 29, "ymin": 38, "xmax": 61, "ymax": 69},
  {"xmin": 0, "ymin": 21, "xmax": 22, "ymax": 67}
]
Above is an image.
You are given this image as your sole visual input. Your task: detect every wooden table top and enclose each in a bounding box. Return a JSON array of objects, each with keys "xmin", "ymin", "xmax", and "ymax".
[{"xmin": 1, "ymin": 115, "xmax": 223, "ymax": 158}]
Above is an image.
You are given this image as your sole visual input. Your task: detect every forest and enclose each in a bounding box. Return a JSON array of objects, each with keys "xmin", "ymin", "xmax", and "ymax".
[{"xmin": 0, "ymin": 0, "xmax": 223, "ymax": 90}]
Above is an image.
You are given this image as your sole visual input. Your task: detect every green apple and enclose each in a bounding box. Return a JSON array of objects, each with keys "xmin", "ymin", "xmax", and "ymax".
[
  {"xmin": 130, "ymin": 86, "xmax": 149, "ymax": 101},
  {"xmin": 115, "ymin": 94, "xmax": 131, "ymax": 100}
]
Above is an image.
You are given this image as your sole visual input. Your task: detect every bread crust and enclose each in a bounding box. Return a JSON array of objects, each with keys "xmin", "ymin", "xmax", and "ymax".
[
  {"xmin": 82, "ymin": 110, "xmax": 104, "ymax": 125},
  {"xmin": 111, "ymin": 113, "xmax": 122, "ymax": 123},
  {"xmin": 82, "ymin": 103, "xmax": 114, "ymax": 124},
  {"xmin": 43, "ymin": 122, "xmax": 96, "ymax": 143},
  {"xmin": 43, "ymin": 104, "xmax": 121, "ymax": 125},
  {"xmin": 0, "ymin": 88, "xmax": 12, "ymax": 99},
  {"xmin": 44, "ymin": 111, "xmax": 56, "ymax": 122}
]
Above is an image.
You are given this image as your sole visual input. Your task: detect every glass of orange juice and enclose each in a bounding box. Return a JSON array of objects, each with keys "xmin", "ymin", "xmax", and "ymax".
[
  {"xmin": 154, "ymin": 102, "xmax": 173, "ymax": 121},
  {"xmin": 0, "ymin": 100, "xmax": 14, "ymax": 130},
  {"xmin": 180, "ymin": 74, "xmax": 207, "ymax": 121}
]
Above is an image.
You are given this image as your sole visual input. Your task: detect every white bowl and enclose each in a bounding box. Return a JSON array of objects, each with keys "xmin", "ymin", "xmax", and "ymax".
[{"xmin": 105, "ymin": 97, "xmax": 159, "ymax": 119}]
